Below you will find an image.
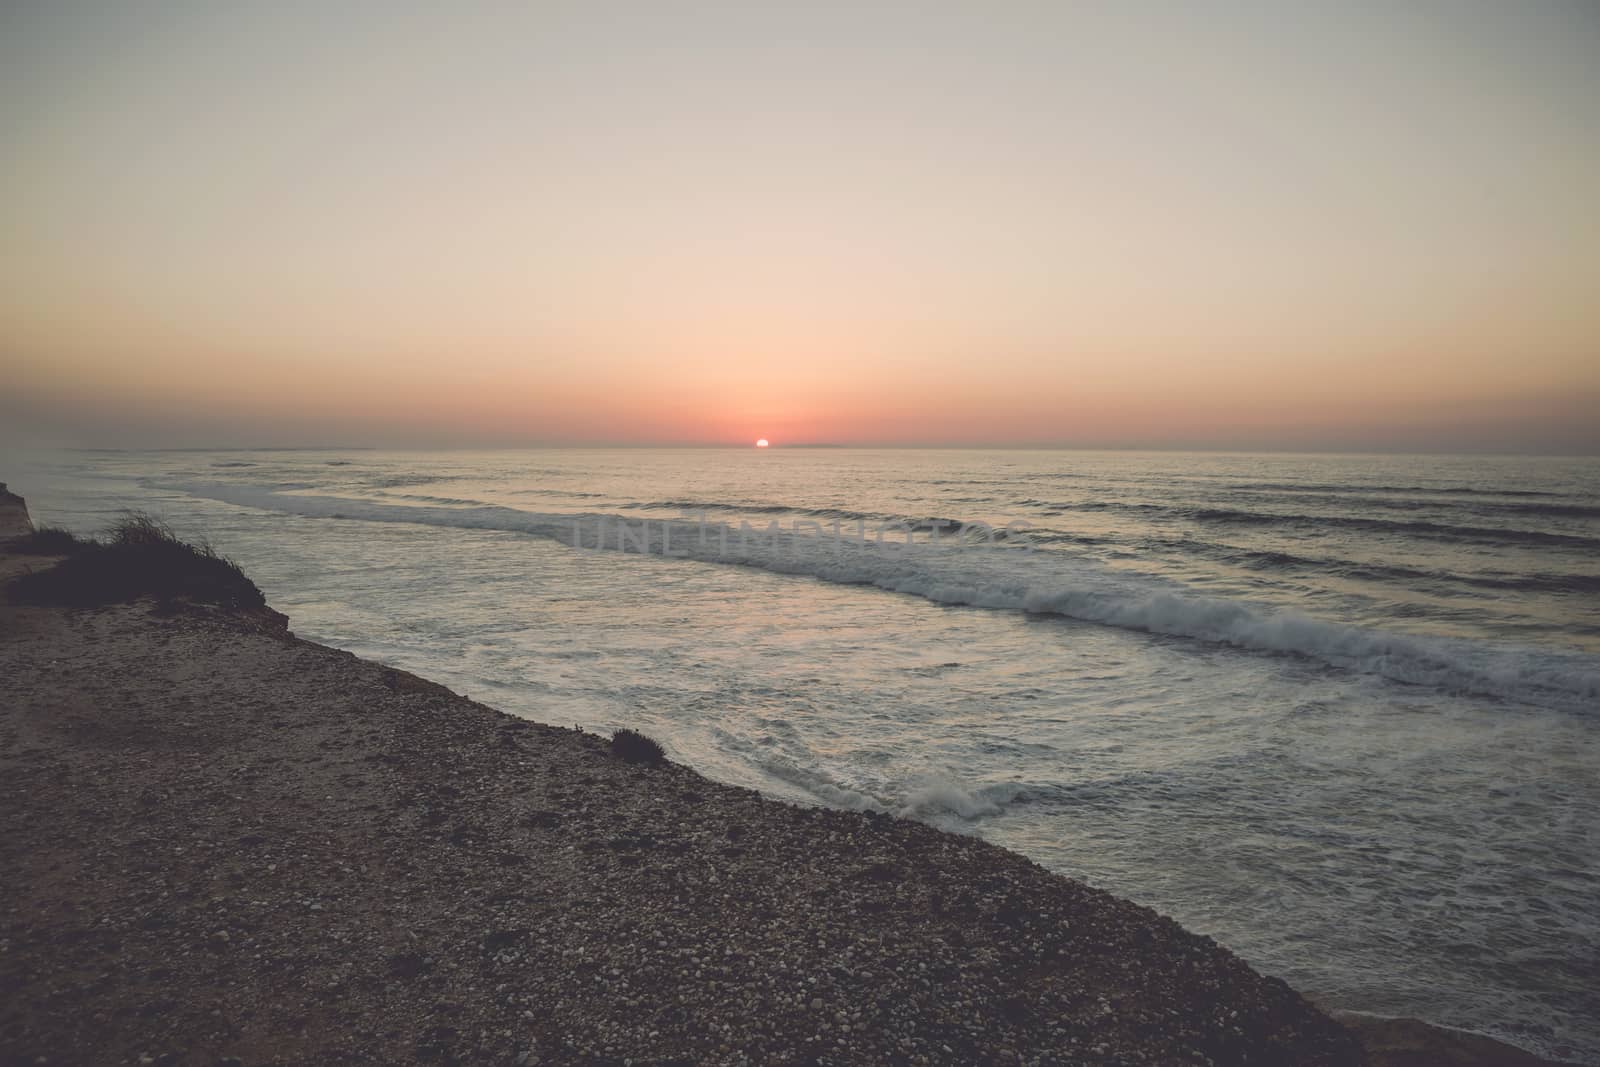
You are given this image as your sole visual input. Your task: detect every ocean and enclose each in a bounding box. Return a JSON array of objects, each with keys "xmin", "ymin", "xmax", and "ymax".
[{"xmin": 11, "ymin": 447, "xmax": 1600, "ymax": 1062}]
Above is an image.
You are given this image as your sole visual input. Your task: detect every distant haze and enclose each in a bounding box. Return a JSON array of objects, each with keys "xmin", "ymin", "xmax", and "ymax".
[{"xmin": 3, "ymin": 2, "xmax": 1597, "ymax": 452}]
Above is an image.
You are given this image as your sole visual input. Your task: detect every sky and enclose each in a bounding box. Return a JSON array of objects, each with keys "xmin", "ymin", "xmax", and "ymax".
[{"xmin": 2, "ymin": 1, "xmax": 1597, "ymax": 451}]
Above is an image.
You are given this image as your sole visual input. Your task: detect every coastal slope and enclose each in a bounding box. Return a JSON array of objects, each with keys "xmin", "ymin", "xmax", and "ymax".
[{"xmin": 0, "ymin": 544, "xmax": 1364, "ymax": 1065}]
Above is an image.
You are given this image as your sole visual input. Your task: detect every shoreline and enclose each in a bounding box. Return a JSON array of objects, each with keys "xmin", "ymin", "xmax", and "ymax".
[{"xmin": 0, "ymin": 508, "xmax": 1572, "ymax": 1065}]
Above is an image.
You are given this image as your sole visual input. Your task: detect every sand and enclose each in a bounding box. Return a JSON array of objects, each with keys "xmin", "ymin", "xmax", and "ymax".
[{"xmin": 0, "ymin": 533, "xmax": 1567, "ymax": 1066}]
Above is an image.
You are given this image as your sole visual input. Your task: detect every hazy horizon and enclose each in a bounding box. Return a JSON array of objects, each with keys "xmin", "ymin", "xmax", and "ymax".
[{"xmin": 4, "ymin": 2, "xmax": 1598, "ymax": 454}]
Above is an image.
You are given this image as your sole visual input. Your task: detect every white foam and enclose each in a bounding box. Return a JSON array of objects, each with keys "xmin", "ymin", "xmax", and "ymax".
[
  {"xmin": 899, "ymin": 782, "xmax": 1008, "ymax": 819},
  {"xmin": 165, "ymin": 482, "xmax": 1600, "ymax": 712}
]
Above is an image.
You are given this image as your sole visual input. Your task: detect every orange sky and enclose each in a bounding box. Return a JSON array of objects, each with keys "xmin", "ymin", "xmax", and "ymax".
[{"xmin": 3, "ymin": 3, "xmax": 1597, "ymax": 451}]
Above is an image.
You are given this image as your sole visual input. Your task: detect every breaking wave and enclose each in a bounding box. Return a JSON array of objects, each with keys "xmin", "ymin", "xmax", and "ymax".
[
  {"xmin": 162, "ymin": 481, "xmax": 1600, "ymax": 712},
  {"xmin": 1014, "ymin": 499, "xmax": 1600, "ymax": 548}
]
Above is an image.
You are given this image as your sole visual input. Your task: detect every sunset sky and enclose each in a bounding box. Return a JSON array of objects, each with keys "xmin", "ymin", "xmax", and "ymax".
[{"xmin": 3, "ymin": 2, "xmax": 1597, "ymax": 451}]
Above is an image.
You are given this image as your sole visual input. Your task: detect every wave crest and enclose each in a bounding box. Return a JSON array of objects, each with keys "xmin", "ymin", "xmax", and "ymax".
[{"xmin": 161, "ymin": 481, "xmax": 1600, "ymax": 712}]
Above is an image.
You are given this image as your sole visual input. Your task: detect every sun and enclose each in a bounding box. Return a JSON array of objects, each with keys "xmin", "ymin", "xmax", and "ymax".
[{"xmin": 755, "ymin": 438, "xmax": 770, "ymax": 448}]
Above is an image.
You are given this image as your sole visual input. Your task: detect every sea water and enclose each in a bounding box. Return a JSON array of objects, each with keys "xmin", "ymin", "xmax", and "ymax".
[{"xmin": 11, "ymin": 447, "xmax": 1599, "ymax": 1061}]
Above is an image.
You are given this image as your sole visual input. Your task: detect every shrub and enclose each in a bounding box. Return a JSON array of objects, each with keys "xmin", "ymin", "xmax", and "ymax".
[
  {"xmin": 610, "ymin": 728, "xmax": 667, "ymax": 766},
  {"xmin": 105, "ymin": 512, "xmax": 178, "ymax": 547},
  {"xmin": 9, "ymin": 510, "xmax": 265, "ymax": 610},
  {"xmin": 8, "ymin": 525, "xmax": 97, "ymax": 555}
]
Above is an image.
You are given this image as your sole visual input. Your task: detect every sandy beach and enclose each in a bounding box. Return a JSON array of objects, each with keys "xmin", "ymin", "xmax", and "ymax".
[
  {"xmin": 5, "ymin": 0, "xmax": 1595, "ymax": 1059},
  {"xmin": 0, "ymin": 513, "xmax": 1566, "ymax": 1066}
]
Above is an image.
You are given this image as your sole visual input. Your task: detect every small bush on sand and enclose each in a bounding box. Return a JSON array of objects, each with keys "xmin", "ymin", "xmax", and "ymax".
[
  {"xmin": 611, "ymin": 728, "xmax": 667, "ymax": 766},
  {"xmin": 105, "ymin": 512, "xmax": 179, "ymax": 547},
  {"xmin": 10, "ymin": 511, "xmax": 265, "ymax": 610},
  {"xmin": 8, "ymin": 525, "xmax": 97, "ymax": 555}
]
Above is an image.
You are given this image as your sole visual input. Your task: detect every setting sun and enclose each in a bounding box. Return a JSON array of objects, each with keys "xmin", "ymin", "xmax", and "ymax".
[{"xmin": 755, "ymin": 439, "xmax": 769, "ymax": 448}]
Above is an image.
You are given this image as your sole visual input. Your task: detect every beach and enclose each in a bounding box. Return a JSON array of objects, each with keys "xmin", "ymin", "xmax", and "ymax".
[
  {"xmin": 12, "ymin": 447, "xmax": 1599, "ymax": 1064},
  {"xmin": 0, "ymin": 493, "xmax": 1572, "ymax": 1066},
  {"xmin": 5, "ymin": 1, "xmax": 1595, "ymax": 1061}
]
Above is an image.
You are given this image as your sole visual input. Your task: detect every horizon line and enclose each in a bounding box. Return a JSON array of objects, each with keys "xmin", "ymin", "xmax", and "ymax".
[{"xmin": 34, "ymin": 443, "xmax": 1600, "ymax": 458}]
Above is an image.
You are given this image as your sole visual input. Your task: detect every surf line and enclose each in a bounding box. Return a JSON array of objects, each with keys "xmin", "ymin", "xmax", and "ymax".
[{"xmin": 567, "ymin": 514, "xmax": 1034, "ymax": 556}]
